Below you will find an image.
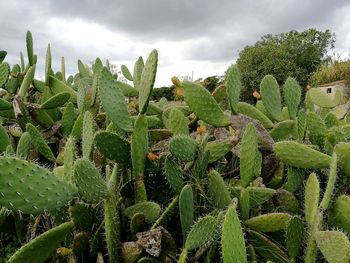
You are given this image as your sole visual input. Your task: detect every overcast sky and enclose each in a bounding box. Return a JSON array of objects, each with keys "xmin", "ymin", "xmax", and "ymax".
[{"xmin": 1, "ymin": 0, "xmax": 350, "ymax": 86}]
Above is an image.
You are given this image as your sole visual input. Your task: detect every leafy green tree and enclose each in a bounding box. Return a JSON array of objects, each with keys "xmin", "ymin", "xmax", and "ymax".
[{"xmin": 236, "ymin": 28, "xmax": 335, "ymax": 102}]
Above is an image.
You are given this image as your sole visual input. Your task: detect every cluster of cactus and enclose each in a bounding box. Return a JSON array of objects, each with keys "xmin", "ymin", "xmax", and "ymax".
[{"xmin": 1, "ymin": 31, "xmax": 350, "ymax": 263}]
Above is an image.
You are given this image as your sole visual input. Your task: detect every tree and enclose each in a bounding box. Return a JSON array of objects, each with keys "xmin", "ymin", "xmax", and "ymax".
[{"xmin": 236, "ymin": 28, "xmax": 335, "ymax": 102}]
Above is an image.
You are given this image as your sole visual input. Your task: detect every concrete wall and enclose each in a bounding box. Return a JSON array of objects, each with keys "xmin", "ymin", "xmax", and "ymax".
[{"xmin": 318, "ymin": 81, "xmax": 349, "ymax": 103}]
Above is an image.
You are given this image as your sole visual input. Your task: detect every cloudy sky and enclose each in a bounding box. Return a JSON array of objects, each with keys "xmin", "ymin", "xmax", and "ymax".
[{"xmin": 1, "ymin": 0, "xmax": 350, "ymax": 86}]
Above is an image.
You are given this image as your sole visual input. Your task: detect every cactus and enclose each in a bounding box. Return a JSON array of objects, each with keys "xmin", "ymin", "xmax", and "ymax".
[
  {"xmin": 73, "ymin": 158, "xmax": 108, "ymax": 203},
  {"xmin": 179, "ymin": 184, "xmax": 194, "ymax": 242},
  {"xmin": 185, "ymin": 215, "xmax": 218, "ymax": 251},
  {"xmin": 0, "ymin": 62, "xmax": 10, "ymax": 88},
  {"xmin": 99, "ymin": 67, "xmax": 133, "ymax": 132},
  {"xmin": 168, "ymin": 108, "xmax": 188, "ymax": 136},
  {"xmin": 164, "ymin": 155, "xmax": 183, "ymax": 194},
  {"xmin": 296, "ymin": 110, "xmax": 306, "ymax": 142},
  {"xmin": 182, "ymin": 81, "xmax": 231, "ymax": 127},
  {"xmin": 26, "ymin": 123, "xmax": 55, "ymax": 162},
  {"xmin": 240, "ymin": 123, "xmax": 258, "ymax": 187},
  {"xmin": 152, "ymin": 196, "xmax": 178, "ymax": 229},
  {"xmin": 49, "ymin": 76, "xmax": 77, "ymax": 102},
  {"xmin": 8, "ymin": 221, "xmax": 74, "ymax": 263},
  {"xmin": 222, "ymin": 206, "xmax": 247, "ymax": 263},
  {"xmin": 82, "ymin": 111, "xmax": 94, "ymax": 159},
  {"xmin": 319, "ymin": 153, "xmax": 337, "ymax": 210},
  {"xmin": 169, "ymin": 135, "xmax": 197, "ymax": 162},
  {"xmin": 331, "ymin": 195, "xmax": 350, "ymax": 233},
  {"xmin": 205, "ymin": 137, "xmax": 235, "ymax": 163},
  {"xmin": 138, "ymin": 49, "xmax": 158, "ymax": 114},
  {"xmin": 61, "ymin": 102, "xmax": 75, "ymax": 137},
  {"xmin": 15, "ymin": 131, "xmax": 31, "ymax": 159},
  {"xmin": 207, "ymin": 170, "xmax": 231, "ymax": 209},
  {"xmin": 285, "ymin": 216, "xmax": 304, "ymax": 261},
  {"xmin": 269, "ymin": 120, "xmax": 296, "ymax": 141},
  {"xmin": 237, "ymin": 102, "xmax": 274, "ymax": 128},
  {"xmin": 274, "ymin": 141, "xmax": 331, "ymax": 168},
  {"xmin": 121, "ymin": 64, "xmax": 133, "ymax": 81},
  {"xmin": 285, "ymin": 166, "xmax": 304, "ymax": 193},
  {"xmin": 104, "ymin": 164, "xmax": 121, "ymax": 263},
  {"xmin": 63, "ymin": 137, "xmax": 75, "ymax": 183},
  {"xmin": 324, "ymin": 112, "xmax": 340, "ymax": 128},
  {"xmin": 40, "ymin": 92, "xmax": 70, "ymax": 109},
  {"xmin": 124, "ymin": 201, "xmax": 161, "ymax": 224},
  {"xmin": 18, "ymin": 65, "xmax": 35, "ymax": 98},
  {"xmin": 133, "ymin": 56, "xmax": 144, "ymax": 89},
  {"xmin": 305, "ymin": 173, "xmax": 320, "ymax": 227},
  {"xmin": 0, "ymin": 123, "xmax": 10, "ymax": 153},
  {"xmin": 245, "ymin": 213, "xmax": 290, "ymax": 232},
  {"xmin": 0, "ymin": 156, "xmax": 77, "ymax": 214},
  {"xmin": 94, "ymin": 131, "xmax": 131, "ymax": 167},
  {"xmin": 283, "ymin": 77, "xmax": 301, "ymax": 119},
  {"xmin": 315, "ymin": 231, "xmax": 350, "ymax": 263},
  {"xmin": 239, "ymin": 187, "xmax": 250, "ymax": 221},
  {"xmin": 131, "ymin": 114, "xmax": 148, "ymax": 202},
  {"xmin": 225, "ymin": 65, "xmax": 241, "ymax": 114},
  {"xmin": 260, "ymin": 75, "xmax": 282, "ymax": 121},
  {"xmin": 306, "ymin": 111, "xmax": 326, "ymax": 147}
]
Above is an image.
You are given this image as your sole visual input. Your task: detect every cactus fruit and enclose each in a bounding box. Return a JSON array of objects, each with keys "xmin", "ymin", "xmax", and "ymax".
[
  {"xmin": 73, "ymin": 159, "xmax": 108, "ymax": 203},
  {"xmin": 99, "ymin": 67, "xmax": 133, "ymax": 132},
  {"xmin": 245, "ymin": 213, "xmax": 290, "ymax": 232},
  {"xmin": 138, "ymin": 50, "xmax": 158, "ymax": 114},
  {"xmin": 26, "ymin": 123, "xmax": 55, "ymax": 162},
  {"xmin": 164, "ymin": 155, "xmax": 183, "ymax": 194},
  {"xmin": 0, "ymin": 156, "xmax": 77, "ymax": 214},
  {"xmin": 315, "ymin": 231, "xmax": 350, "ymax": 263},
  {"xmin": 274, "ymin": 141, "xmax": 331, "ymax": 168},
  {"xmin": 225, "ymin": 65, "xmax": 241, "ymax": 114},
  {"xmin": 95, "ymin": 131, "xmax": 131, "ymax": 167},
  {"xmin": 124, "ymin": 201, "xmax": 161, "ymax": 224},
  {"xmin": 207, "ymin": 170, "xmax": 231, "ymax": 209},
  {"xmin": 240, "ymin": 123, "xmax": 258, "ymax": 187},
  {"xmin": 169, "ymin": 135, "xmax": 197, "ymax": 162},
  {"xmin": 182, "ymin": 81, "xmax": 231, "ymax": 127},
  {"xmin": 185, "ymin": 215, "xmax": 218, "ymax": 251},
  {"xmin": 179, "ymin": 184, "xmax": 194, "ymax": 242},
  {"xmin": 7, "ymin": 221, "xmax": 74, "ymax": 263},
  {"xmin": 260, "ymin": 75, "xmax": 282, "ymax": 121},
  {"xmin": 285, "ymin": 216, "xmax": 304, "ymax": 260},
  {"xmin": 222, "ymin": 206, "xmax": 247, "ymax": 263},
  {"xmin": 283, "ymin": 77, "xmax": 301, "ymax": 119}
]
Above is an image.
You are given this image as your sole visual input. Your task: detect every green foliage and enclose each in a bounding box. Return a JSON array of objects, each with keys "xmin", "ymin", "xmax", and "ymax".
[
  {"xmin": 237, "ymin": 28, "xmax": 335, "ymax": 100},
  {"xmin": 312, "ymin": 59, "xmax": 350, "ymax": 86}
]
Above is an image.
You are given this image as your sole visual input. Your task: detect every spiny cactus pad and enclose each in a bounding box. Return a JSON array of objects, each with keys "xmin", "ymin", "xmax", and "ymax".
[
  {"xmin": 185, "ymin": 215, "xmax": 218, "ymax": 251},
  {"xmin": 207, "ymin": 170, "xmax": 231, "ymax": 209},
  {"xmin": 183, "ymin": 81, "xmax": 231, "ymax": 127},
  {"xmin": 124, "ymin": 201, "xmax": 161, "ymax": 224},
  {"xmin": 0, "ymin": 157, "xmax": 77, "ymax": 214},
  {"xmin": 283, "ymin": 77, "xmax": 301, "ymax": 119},
  {"xmin": 73, "ymin": 159, "xmax": 108, "ymax": 203},
  {"xmin": 315, "ymin": 231, "xmax": 350, "ymax": 263},
  {"xmin": 245, "ymin": 213, "xmax": 290, "ymax": 232},
  {"xmin": 179, "ymin": 184, "xmax": 194, "ymax": 241},
  {"xmin": 274, "ymin": 141, "xmax": 331, "ymax": 168},
  {"xmin": 169, "ymin": 135, "xmax": 197, "ymax": 162},
  {"xmin": 8, "ymin": 221, "xmax": 74, "ymax": 263},
  {"xmin": 99, "ymin": 67, "xmax": 133, "ymax": 132},
  {"xmin": 237, "ymin": 102, "xmax": 274, "ymax": 129},
  {"xmin": 260, "ymin": 75, "xmax": 282, "ymax": 121},
  {"xmin": 226, "ymin": 65, "xmax": 241, "ymax": 114},
  {"xmin": 95, "ymin": 131, "xmax": 131, "ymax": 167},
  {"xmin": 222, "ymin": 206, "xmax": 247, "ymax": 263}
]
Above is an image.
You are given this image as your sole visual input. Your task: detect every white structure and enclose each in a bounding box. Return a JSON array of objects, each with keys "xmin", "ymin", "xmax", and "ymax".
[{"xmin": 318, "ymin": 80, "xmax": 349, "ymax": 103}]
